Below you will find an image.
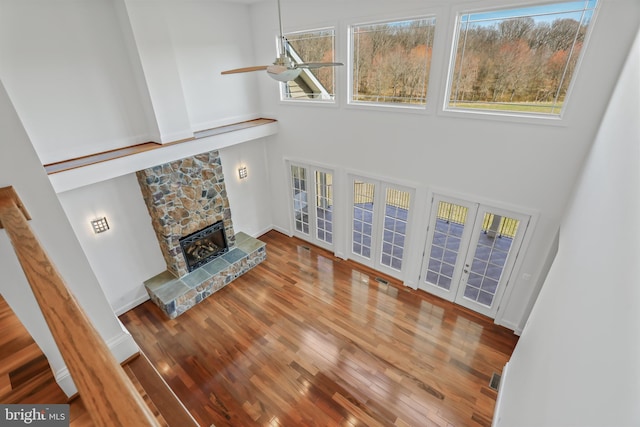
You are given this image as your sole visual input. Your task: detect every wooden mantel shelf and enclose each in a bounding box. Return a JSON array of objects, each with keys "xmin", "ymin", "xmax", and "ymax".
[
  {"xmin": 44, "ymin": 118, "xmax": 276, "ymax": 175},
  {"xmin": 44, "ymin": 118, "xmax": 278, "ymax": 193}
]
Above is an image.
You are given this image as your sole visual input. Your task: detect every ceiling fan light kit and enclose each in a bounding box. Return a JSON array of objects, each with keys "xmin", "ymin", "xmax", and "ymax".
[
  {"xmin": 267, "ymin": 66, "xmax": 302, "ymax": 82},
  {"xmin": 221, "ymin": 0, "xmax": 343, "ymax": 82}
]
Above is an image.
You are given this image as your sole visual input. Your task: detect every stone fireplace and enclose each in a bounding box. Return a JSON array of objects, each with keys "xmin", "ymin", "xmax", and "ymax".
[
  {"xmin": 136, "ymin": 150, "xmax": 266, "ymax": 318},
  {"xmin": 136, "ymin": 151, "xmax": 236, "ymax": 278}
]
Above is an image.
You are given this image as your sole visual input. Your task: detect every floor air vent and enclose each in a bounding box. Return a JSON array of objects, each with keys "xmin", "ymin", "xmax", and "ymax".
[
  {"xmin": 375, "ymin": 277, "xmax": 389, "ymax": 285},
  {"xmin": 489, "ymin": 372, "xmax": 501, "ymax": 391}
]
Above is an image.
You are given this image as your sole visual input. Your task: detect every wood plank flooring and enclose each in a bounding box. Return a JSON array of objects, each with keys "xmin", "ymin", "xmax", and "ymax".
[
  {"xmin": 0, "ymin": 296, "xmax": 193, "ymax": 427},
  {"xmin": 120, "ymin": 230, "xmax": 518, "ymax": 427},
  {"xmin": 0, "ymin": 295, "xmax": 67, "ymax": 405}
]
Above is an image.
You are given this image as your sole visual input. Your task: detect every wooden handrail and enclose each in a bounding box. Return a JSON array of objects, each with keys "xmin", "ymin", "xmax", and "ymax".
[{"xmin": 0, "ymin": 186, "xmax": 160, "ymax": 427}]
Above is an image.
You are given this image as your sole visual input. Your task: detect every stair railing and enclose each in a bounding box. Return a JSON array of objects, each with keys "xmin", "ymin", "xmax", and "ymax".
[{"xmin": 0, "ymin": 186, "xmax": 160, "ymax": 427}]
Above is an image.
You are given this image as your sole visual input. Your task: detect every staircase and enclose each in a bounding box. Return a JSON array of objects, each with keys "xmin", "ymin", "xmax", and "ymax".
[
  {"xmin": 0, "ymin": 295, "xmax": 198, "ymax": 426},
  {"xmin": 0, "ymin": 186, "xmax": 201, "ymax": 426}
]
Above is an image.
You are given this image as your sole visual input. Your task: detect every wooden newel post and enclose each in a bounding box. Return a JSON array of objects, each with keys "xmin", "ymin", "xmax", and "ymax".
[{"xmin": 0, "ymin": 186, "xmax": 160, "ymax": 427}]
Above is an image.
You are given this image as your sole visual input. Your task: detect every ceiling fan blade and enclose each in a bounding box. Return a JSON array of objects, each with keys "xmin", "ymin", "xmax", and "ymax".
[
  {"xmin": 221, "ymin": 65, "xmax": 269, "ymax": 75},
  {"xmin": 296, "ymin": 62, "xmax": 344, "ymax": 69}
]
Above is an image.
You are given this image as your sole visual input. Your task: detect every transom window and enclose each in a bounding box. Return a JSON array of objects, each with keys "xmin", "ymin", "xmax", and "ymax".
[
  {"xmin": 282, "ymin": 28, "xmax": 337, "ymax": 101},
  {"xmin": 350, "ymin": 17, "xmax": 436, "ymax": 107},
  {"xmin": 447, "ymin": 0, "xmax": 598, "ymax": 116}
]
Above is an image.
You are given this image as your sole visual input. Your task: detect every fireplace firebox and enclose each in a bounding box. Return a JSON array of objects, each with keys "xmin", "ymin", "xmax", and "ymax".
[{"xmin": 179, "ymin": 221, "xmax": 228, "ymax": 272}]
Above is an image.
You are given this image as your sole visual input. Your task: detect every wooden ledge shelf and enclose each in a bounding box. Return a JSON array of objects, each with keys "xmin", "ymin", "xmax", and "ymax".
[
  {"xmin": 44, "ymin": 118, "xmax": 276, "ymax": 175},
  {"xmin": 44, "ymin": 118, "xmax": 278, "ymax": 193}
]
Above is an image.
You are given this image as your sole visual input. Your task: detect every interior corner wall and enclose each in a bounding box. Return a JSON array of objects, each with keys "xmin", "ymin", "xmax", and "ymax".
[
  {"xmin": 56, "ymin": 173, "xmax": 166, "ymax": 315},
  {"xmin": 0, "ymin": 0, "xmax": 152, "ymax": 165},
  {"xmin": 120, "ymin": 0, "xmax": 193, "ymax": 143},
  {"xmin": 494, "ymin": 28, "xmax": 640, "ymax": 427},
  {"xmin": 218, "ymin": 138, "xmax": 275, "ymax": 238}
]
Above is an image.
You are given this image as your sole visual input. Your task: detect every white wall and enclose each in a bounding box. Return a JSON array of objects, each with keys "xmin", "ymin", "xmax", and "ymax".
[
  {"xmin": 55, "ymin": 137, "xmax": 275, "ymax": 314},
  {"xmin": 252, "ymin": 0, "xmax": 640, "ymax": 330},
  {"xmin": 0, "ymin": 80, "xmax": 139, "ymax": 397},
  {"xmin": 163, "ymin": 1, "xmax": 263, "ymax": 131},
  {"xmin": 219, "ymin": 137, "xmax": 276, "ymax": 237},
  {"xmin": 0, "ymin": 0, "xmax": 151, "ymax": 164},
  {"xmin": 0, "ymin": 0, "xmax": 264, "ymax": 163},
  {"xmin": 56, "ymin": 174, "xmax": 166, "ymax": 315},
  {"xmin": 495, "ymin": 27, "xmax": 640, "ymax": 426}
]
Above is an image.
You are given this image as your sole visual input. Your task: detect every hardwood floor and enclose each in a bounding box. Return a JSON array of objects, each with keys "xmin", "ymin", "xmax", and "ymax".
[
  {"xmin": 120, "ymin": 230, "xmax": 518, "ymax": 427},
  {"xmin": 0, "ymin": 295, "xmax": 67, "ymax": 405}
]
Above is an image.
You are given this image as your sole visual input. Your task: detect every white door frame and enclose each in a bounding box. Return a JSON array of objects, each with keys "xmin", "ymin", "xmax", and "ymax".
[
  {"xmin": 286, "ymin": 161, "xmax": 336, "ymax": 252},
  {"xmin": 348, "ymin": 174, "xmax": 415, "ymax": 280},
  {"xmin": 419, "ymin": 190, "xmax": 537, "ymax": 320}
]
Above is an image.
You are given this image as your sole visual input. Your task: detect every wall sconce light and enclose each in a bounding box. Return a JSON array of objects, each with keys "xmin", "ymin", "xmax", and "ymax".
[
  {"xmin": 91, "ymin": 217, "xmax": 110, "ymax": 234},
  {"xmin": 238, "ymin": 166, "xmax": 248, "ymax": 180}
]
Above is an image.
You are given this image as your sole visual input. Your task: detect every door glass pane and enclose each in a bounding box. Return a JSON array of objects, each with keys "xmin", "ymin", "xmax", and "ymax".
[
  {"xmin": 381, "ymin": 188, "xmax": 409, "ymax": 271},
  {"xmin": 291, "ymin": 165, "xmax": 309, "ymax": 234},
  {"xmin": 463, "ymin": 213, "xmax": 520, "ymax": 307},
  {"xmin": 425, "ymin": 201, "xmax": 468, "ymax": 290},
  {"xmin": 315, "ymin": 171, "xmax": 333, "ymax": 244},
  {"xmin": 352, "ymin": 180, "xmax": 375, "ymax": 259}
]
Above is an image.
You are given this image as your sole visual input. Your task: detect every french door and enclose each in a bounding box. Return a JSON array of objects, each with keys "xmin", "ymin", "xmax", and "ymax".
[
  {"xmin": 350, "ymin": 175, "xmax": 413, "ymax": 278},
  {"xmin": 419, "ymin": 194, "xmax": 529, "ymax": 318},
  {"xmin": 289, "ymin": 163, "xmax": 334, "ymax": 251}
]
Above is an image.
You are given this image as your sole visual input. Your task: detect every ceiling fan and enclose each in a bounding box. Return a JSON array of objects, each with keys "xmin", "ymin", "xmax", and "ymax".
[{"xmin": 221, "ymin": 0, "xmax": 343, "ymax": 82}]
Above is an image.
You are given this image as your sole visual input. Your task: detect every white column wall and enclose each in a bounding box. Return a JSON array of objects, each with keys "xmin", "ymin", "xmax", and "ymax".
[
  {"xmin": 494, "ymin": 28, "xmax": 640, "ymax": 426},
  {"xmin": 0, "ymin": 80, "xmax": 139, "ymax": 397}
]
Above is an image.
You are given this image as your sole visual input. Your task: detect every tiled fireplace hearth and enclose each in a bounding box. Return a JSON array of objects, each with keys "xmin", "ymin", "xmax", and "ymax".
[
  {"xmin": 136, "ymin": 150, "xmax": 266, "ymax": 318},
  {"xmin": 143, "ymin": 232, "xmax": 265, "ymax": 318}
]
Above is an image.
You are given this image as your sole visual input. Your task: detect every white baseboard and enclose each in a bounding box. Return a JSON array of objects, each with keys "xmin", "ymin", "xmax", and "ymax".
[
  {"xmin": 495, "ymin": 318, "xmax": 519, "ymax": 333},
  {"xmin": 114, "ymin": 294, "xmax": 150, "ymax": 316},
  {"xmin": 54, "ymin": 367, "xmax": 76, "ymax": 398},
  {"xmin": 54, "ymin": 328, "xmax": 140, "ymax": 397},
  {"xmin": 403, "ymin": 279, "xmax": 418, "ymax": 290},
  {"xmin": 271, "ymin": 225, "xmax": 292, "ymax": 236},
  {"xmin": 491, "ymin": 362, "xmax": 510, "ymax": 427},
  {"xmin": 249, "ymin": 225, "xmax": 275, "ymax": 239}
]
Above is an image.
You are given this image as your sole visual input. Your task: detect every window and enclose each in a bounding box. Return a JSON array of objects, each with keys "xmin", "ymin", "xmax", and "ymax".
[
  {"xmin": 350, "ymin": 17, "xmax": 436, "ymax": 107},
  {"xmin": 281, "ymin": 28, "xmax": 337, "ymax": 101},
  {"xmin": 447, "ymin": 0, "xmax": 598, "ymax": 116}
]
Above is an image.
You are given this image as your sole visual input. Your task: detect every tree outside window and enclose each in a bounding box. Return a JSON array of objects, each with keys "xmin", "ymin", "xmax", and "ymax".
[
  {"xmin": 283, "ymin": 28, "xmax": 337, "ymax": 101},
  {"xmin": 448, "ymin": 0, "xmax": 598, "ymax": 115},
  {"xmin": 350, "ymin": 17, "xmax": 436, "ymax": 106}
]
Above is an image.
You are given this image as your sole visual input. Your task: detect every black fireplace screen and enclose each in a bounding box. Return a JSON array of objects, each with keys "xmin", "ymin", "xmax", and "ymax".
[{"xmin": 179, "ymin": 221, "xmax": 228, "ymax": 272}]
